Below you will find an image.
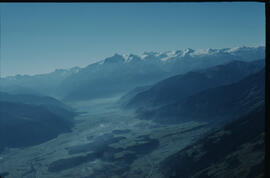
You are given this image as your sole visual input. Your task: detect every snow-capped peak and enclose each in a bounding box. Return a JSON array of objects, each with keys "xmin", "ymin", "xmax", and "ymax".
[
  {"xmin": 93, "ymin": 45, "xmax": 265, "ymax": 67},
  {"xmin": 182, "ymin": 48, "xmax": 195, "ymax": 57},
  {"xmin": 159, "ymin": 51, "xmax": 177, "ymax": 61},
  {"xmin": 127, "ymin": 54, "xmax": 142, "ymax": 62},
  {"xmin": 103, "ymin": 53, "xmax": 125, "ymax": 64}
]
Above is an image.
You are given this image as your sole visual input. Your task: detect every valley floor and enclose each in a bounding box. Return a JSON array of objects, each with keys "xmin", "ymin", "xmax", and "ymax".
[{"xmin": 0, "ymin": 96, "xmax": 210, "ymax": 178}]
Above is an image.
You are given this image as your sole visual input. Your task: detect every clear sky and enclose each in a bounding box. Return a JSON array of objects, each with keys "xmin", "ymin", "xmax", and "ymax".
[{"xmin": 0, "ymin": 2, "xmax": 265, "ymax": 77}]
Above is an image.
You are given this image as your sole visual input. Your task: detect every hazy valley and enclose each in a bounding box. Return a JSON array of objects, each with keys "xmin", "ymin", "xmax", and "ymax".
[{"xmin": 0, "ymin": 46, "xmax": 265, "ymax": 178}]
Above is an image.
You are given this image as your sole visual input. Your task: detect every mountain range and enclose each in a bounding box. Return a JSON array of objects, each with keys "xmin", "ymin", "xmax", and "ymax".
[
  {"xmin": 124, "ymin": 59, "xmax": 265, "ymax": 125},
  {"xmin": 154, "ymin": 68, "xmax": 265, "ymax": 124},
  {"xmin": 0, "ymin": 45, "xmax": 266, "ymax": 177},
  {"xmin": 0, "ymin": 46, "xmax": 265, "ymax": 101},
  {"xmin": 125, "ymin": 59, "xmax": 264, "ymax": 109}
]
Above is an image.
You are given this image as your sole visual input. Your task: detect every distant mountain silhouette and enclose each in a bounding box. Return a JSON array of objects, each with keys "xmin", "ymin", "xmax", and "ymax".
[{"xmin": 0, "ymin": 67, "xmax": 80, "ymax": 98}]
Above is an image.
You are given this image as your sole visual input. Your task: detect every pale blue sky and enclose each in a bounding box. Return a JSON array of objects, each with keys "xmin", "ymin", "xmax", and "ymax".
[{"xmin": 0, "ymin": 2, "xmax": 265, "ymax": 77}]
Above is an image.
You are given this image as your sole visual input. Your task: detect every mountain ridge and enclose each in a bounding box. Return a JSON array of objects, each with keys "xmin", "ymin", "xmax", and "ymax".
[
  {"xmin": 0, "ymin": 46, "xmax": 265, "ymax": 101},
  {"xmin": 126, "ymin": 59, "xmax": 265, "ymax": 109},
  {"xmin": 135, "ymin": 67, "xmax": 265, "ymax": 124}
]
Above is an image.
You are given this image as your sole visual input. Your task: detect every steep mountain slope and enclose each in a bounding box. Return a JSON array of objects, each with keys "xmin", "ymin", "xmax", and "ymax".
[
  {"xmin": 159, "ymin": 105, "xmax": 265, "ymax": 178},
  {"xmin": 0, "ymin": 93, "xmax": 76, "ymax": 153},
  {"xmin": 126, "ymin": 59, "xmax": 264, "ymax": 109},
  {"xmin": 144, "ymin": 68, "xmax": 265, "ymax": 124},
  {"xmin": 0, "ymin": 46, "xmax": 265, "ymax": 101}
]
